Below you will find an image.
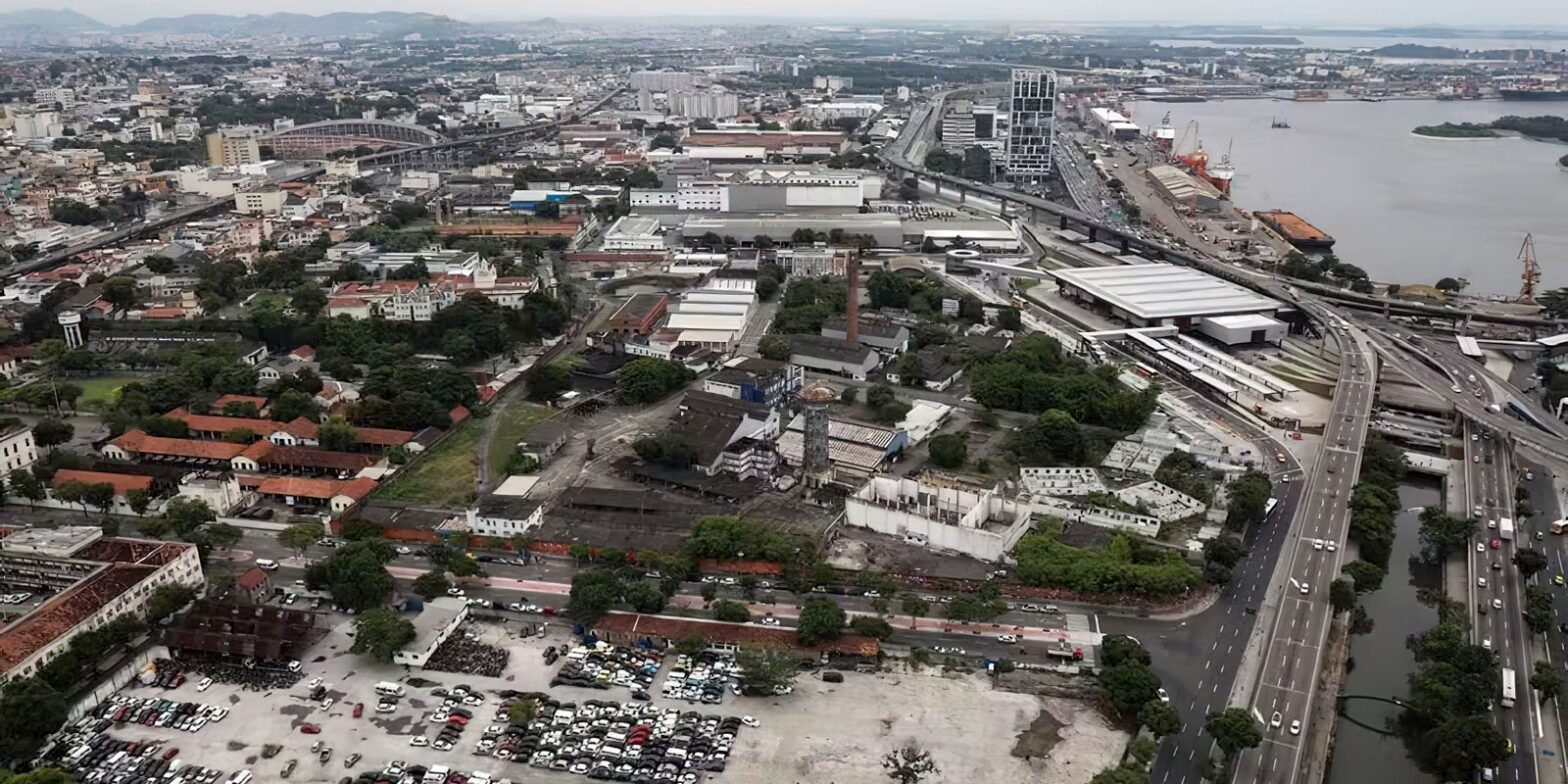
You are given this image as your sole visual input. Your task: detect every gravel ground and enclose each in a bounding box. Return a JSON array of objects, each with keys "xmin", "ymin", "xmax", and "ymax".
[{"xmin": 723, "ymin": 667, "xmax": 1127, "ymax": 784}]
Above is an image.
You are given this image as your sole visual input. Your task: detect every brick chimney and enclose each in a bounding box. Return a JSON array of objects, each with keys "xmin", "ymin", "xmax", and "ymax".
[{"xmin": 845, "ymin": 253, "xmax": 860, "ymax": 347}]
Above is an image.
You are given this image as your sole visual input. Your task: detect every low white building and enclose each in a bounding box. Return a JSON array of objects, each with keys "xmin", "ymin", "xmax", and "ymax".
[
  {"xmin": 393, "ymin": 598, "xmax": 469, "ymax": 668},
  {"xmin": 845, "ymin": 475, "xmax": 1033, "ymax": 562},
  {"xmin": 1115, "ymin": 480, "xmax": 1207, "ymax": 524},
  {"xmin": 465, "ymin": 496, "xmax": 544, "ymax": 537},
  {"xmin": 1031, "ymin": 495, "xmax": 1163, "ymax": 538},
  {"xmin": 0, "ymin": 424, "xmax": 38, "ymax": 475},
  {"xmin": 602, "ymin": 216, "xmax": 668, "ymax": 252}
]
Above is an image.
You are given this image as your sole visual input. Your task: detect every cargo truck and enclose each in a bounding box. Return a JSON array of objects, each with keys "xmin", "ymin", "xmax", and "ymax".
[{"xmin": 1499, "ymin": 517, "xmax": 1515, "ymax": 541}]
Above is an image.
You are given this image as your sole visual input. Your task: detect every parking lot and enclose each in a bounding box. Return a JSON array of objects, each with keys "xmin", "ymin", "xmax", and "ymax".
[{"xmin": 44, "ymin": 612, "xmax": 1124, "ymax": 784}]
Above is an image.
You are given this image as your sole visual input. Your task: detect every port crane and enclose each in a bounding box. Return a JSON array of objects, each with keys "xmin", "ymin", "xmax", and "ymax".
[{"xmin": 1518, "ymin": 233, "xmax": 1542, "ymax": 303}]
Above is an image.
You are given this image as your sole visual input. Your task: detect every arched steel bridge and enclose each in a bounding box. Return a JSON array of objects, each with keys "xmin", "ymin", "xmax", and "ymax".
[{"xmin": 264, "ymin": 119, "xmax": 446, "ymax": 160}]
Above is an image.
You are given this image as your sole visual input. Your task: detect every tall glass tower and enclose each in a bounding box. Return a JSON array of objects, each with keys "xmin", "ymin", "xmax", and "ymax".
[{"xmin": 1004, "ymin": 67, "xmax": 1056, "ymax": 183}]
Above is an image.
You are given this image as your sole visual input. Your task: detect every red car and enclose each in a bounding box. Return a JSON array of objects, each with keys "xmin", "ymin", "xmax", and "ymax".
[
  {"xmin": 300, "ymin": 724, "xmax": 321, "ymax": 734},
  {"xmin": 353, "ymin": 703, "xmax": 364, "ymax": 718},
  {"xmin": 447, "ymin": 715, "xmax": 469, "ymax": 726},
  {"xmin": 163, "ymin": 748, "xmax": 180, "ymax": 761},
  {"xmin": 1491, "ymin": 539, "xmax": 1502, "ymax": 549}
]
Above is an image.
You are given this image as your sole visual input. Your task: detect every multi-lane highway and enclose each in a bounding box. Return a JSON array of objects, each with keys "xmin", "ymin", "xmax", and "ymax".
[{"xmin": 1234, "ymin": 323, "xmax": 1377, "ymax": 784}]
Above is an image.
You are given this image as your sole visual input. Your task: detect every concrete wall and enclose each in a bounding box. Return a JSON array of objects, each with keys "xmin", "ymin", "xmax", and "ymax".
[{"xmin": 1031, "ymin": 496, "xmax": 1162, "ymax": 538}]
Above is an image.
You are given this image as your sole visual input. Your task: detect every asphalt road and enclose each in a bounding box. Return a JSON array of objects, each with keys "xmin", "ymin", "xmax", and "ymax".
[{"xmin": 1234, "ymin": 324, "xmax": 1376, "ymax": 784}]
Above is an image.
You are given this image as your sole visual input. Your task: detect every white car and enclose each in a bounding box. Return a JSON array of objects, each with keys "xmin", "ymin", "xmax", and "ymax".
[
  {"xmin": 395, "ymin": 546, "xmax": 413, "ymax": 555},
  {"xmin": 447, "ymin": 587, "xmax": 465, "ymax": 597},
  {"xmin": 1289, "ymin": 720, "xmax": 1301, "ymax": 736},
  {"xmin": 1478, "ymin": 577, "xmax": 1488, "ymax": 587},
  {"xmin": 1488, "ymin": 520, "xmax": 1498, "ymax": 529},
  {"xmin": 1299, "ymin": 583, "xmax": 1309, "ymax": 595},
  {"xmin": 409, "ymin": 736, "xmax": 428, "ymax": 747},
  {"xmin": 1312, "ymin": 539, "xmax": 1324, "ymax": 550},
  {"xmin": 1270, "ymin": 711, "xmax": 1282, "ymax": 729},
  {"xmin": 1157, "ymin": 688, "xmax": 1170, "ymax": 703},
  {"xmin": 1477, "ymin": 542, "xmax": 1487, "ymax": 552},
  {"xmin": 1492, "ymin": 598, "xmax": 1504, "ymax": 610},
  {"xmin": 308, "ymin": 677, "xmax": 322, "ymax": 689},
  {"xmin": 740, "ymin": 716, "xmax": 760, "ymax": 728},
  {"xmin": 759, "ymin": 617, "xmax": 781, "ymax": 626},
  {"xmin": 998, "ymin": 633, "xmax": 1018, "ymax": 644},
  {"xmin": 1483, "ymin": 638, "xmax": 1493, "ymax": 650},
  {"xmin": 321, "ymin": 697, "xmax": 334, "ymax": 710},
  {"xmin": 196, "ymin": 678, "xmax": 213, "ymax": 692}
]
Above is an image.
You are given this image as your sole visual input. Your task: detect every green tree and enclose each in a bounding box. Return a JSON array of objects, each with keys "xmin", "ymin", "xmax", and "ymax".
[
  {"xmin": 221, "ymin": 427, "xmax": 256, "ymax": 444},
  {"xmin": 926, "ymin": 433, "xmax": 967, "ymax": 469},
  {"xmin": 1100, "ymin": 634, "xmax": 1152, "ymax": 667},
  {"xmin": 81, "ymin": 482, "xmax": 116, "ymax": 517},
  {"xmin": 0, "ymin": 768, "xmax": 76, "ymax": 784},
  {"xmin": 700, "ymin": 583, "xmax": 718, "ymax": 603},
  {"xmin": 270, "ymin": 389, "xmax": 315, "ymax": 422},
  {"xmin": 849, "ymin": 615, "xmax": 894, "ymax": 640},
  {"xmin": 796, "ymin": 598, "xmax": 847, "ymax": 646},
  {"xmin": 412, "ymin": 570, "xmax": 452, "ymax": 600},
  {"xmin": 0, "ymin": 678, "xmax": 68, "ymax": 766},
  {"xmin": 1205, "ymin": 707, "xmax": 1263, "ymax": 759},
  {"xmin": 1155, "ymin": 450, "xmax": 1219, "ymax": 505},
  {"xmin": 1099, "ymin": 662, "xmax": 1162, "ymax": 718},
  {"xmin": 162, "ymin": 497, "xmax": 216, "ymax": 538},
  {"xmin": 304, "ymin": 539, "xmax": 395, "ymax": 611},
  {"xmin": 125, "ymin": 488, "xmax": 151, "ymax": 516},
  {"xmin": 1418, "ymin": 507, "xmax": 1476, "ymax": 559},
  {"xmin": 901, "ymin": 595, "xmax": 931, "ymax": 629},
  {"xmin": 350, "ymin": 606, "xmax": 416, "ymax": 662},
  {"xmin": 866, "ymin": 384, "xmax": 896, "ymax": 410},
  {"xmin": 525, "ymin": 362, "xmax": 573, "ymax": 402},
  {"xmin": 1341, "ymin": 560, "xmax": 1386, "ymax": 593},
  {"xmin": 1329, "ymin": 578, "xmax": 1357, "ymax": 614},
  {"xmin": 567, "ymin": 569, "xmax": 623, "ymax": 625},
  {"xmin": 1524, "ymin": 584, "xmax": 1554, "ymax": 633},
  {"xmin": 31, "ymin": 418, "xmax": 74, "ymax": 451},
  {"xmin": 318, "ymin": 416, "xmax": 358, "ymax": 451},
  {"xmin": 1534, "ymin": 660, "xmax": 1563, "ymax": 701},
  {"xmin": 617, "ymin": 358, "xmax": 695, "ymax": 405},
  {"xmin": 276, "ymin": 523, "xmax": 319, "ymax": 559},
  {"xmin": 735, "ymin": 644, "xmax": 798, "ymax": 696},
  {"xmin": 8, "ymin": 470, "xmax": 44, "ymax": 509},
  {"xmin": 758, "ymin": 334, "xmax": 792, "ymax": 362},
  {"xmin": 1089, "ymin": 766, "xmax": 1148, "ymax": 784},
  {"xmin": 507, "ymin": 697, "xmax": 539, "ymax": 726},
  {"xmin": 673, "ymin": 634, "xmax": 706, "ymax": 657},
  {"xmin": 711, "ymin": 599, "xmax": 752, "ymax": 623},
  {"xmin": 1224, "ymin": 471, "xmax": 1273, "ymax": 528},
  {"xmin": 144, "ymin": 583, "xmax": 198, "ymax": 624},
  {"xmin": 1419, "ymin": 716, "xmax": 1511, "ymax": 779},
  {"xmin": 1515, "ymin": 547, "xmax": 1549, "ymax": 578},
  {"xmin": 1139, "ymin": 699, "xmax": 1181, "ymax": 737}
]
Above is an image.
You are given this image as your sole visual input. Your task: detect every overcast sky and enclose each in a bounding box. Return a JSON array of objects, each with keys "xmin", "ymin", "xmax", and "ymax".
[{"xmin": 24, "ymin": 0, "xmax": 1568, "ymax": 29}]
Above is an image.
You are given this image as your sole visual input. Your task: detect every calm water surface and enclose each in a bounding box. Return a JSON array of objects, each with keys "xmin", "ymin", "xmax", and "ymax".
[{"xmin": 1126, "ymin": 98, "xmax": 1568, "ymax": 295}]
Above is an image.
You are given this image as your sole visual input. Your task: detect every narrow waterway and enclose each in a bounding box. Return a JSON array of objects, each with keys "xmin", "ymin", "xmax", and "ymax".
[{"xmin": 1326, "ymin": 482, "xmax": 1443, "ymax": 784}]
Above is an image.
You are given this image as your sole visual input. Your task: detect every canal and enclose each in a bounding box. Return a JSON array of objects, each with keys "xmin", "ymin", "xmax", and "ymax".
[{"xmin": 1326, "ymin": 481, "xmax": 1443, "ymax": 784}]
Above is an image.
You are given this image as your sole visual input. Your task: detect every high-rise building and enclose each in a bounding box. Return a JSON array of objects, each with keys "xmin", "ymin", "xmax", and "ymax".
[
  {"xmin": 941, "ymin": 100, "xmax": 977, "ymax": 150},
  {"xmin": 33, "ymin": 88, "xmax": 75, "ymax": 110},
  {"xmin": 675, "ymin": 90, "xmax": 740, "ymax": 121},
  {"xmin": 205, "ymin": 126, "xmax": 264, "ymax": 167},
  {"xmin": 1003, "ymin": 68, "xmax": 1056, "ymax": 182},
  {"xmin": 630, "ymin": 70, "xmax": 695, "ymax": 92},
  {"xmin": 8, "ymin": 106, "xmax": 60, "ymax": 140}
]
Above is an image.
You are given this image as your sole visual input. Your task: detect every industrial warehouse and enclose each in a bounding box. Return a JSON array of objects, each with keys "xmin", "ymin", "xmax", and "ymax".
[{"xmin": 1051, "ymin": 263, "xmax": 1290, "ymax": 345}]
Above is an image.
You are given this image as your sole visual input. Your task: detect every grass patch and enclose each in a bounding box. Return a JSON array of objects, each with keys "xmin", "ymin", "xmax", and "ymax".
[
  {"xmin": 487, "ymin": 402, "xmax": 555, "ymax": 482},
  {"xmin": 75, "ymin": 375, "xmax": 144, "ymax": 412},
  {"xmin": 374, "ymin": 422, "xmax": 482, "ymax": 508}
]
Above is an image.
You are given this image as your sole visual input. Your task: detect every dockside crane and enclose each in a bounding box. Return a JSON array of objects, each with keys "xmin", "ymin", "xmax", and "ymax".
[{"xmin": 1518, "ymin": 233, "xmax": 1541, "ymax": 303}]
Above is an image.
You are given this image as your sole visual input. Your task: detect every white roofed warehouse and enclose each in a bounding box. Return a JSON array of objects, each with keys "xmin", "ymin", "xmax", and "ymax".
[{"xmin": 1052, "ymin": 263, "xmax": 1289, "ymax": 345}]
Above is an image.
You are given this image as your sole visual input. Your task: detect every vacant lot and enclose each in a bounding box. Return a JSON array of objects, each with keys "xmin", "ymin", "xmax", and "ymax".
[
  {"xmin": 372, "ymin": 422, "xmax": 480, "ymax": 508},
  {"xmin": 75, "ymin": 375, "xmax": 143, "ymax": 412},
  {"xmin": 725, "ymin": 668, "xmax": 1127, "ymax": 784},
  {"xmin": 485, "ymin": 402, "xmax": 555, "ymax": 483}
]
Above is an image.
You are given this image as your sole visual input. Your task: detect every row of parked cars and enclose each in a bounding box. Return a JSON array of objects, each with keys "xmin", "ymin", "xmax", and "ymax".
[
  {"xmin": 494, "ymin": 694, "xmax": 747, "ymax": 782},
  {"xmin": 551, "ymin": 642, "xmax": 664, "ymax": 697},
  {"xmin": 97, "ymin": 694, "xmax": 229, "ymax": 732},
  {"xmin": 47, "ymin": 713, "xmax": 247, "ymax": 784},
  {"xmin": 660, "ymin": 653, "xmax": 741, "ymax": 704},
  {"xmin": 0, "ymin": 591, "xmax": 35, "ymax": 604}
]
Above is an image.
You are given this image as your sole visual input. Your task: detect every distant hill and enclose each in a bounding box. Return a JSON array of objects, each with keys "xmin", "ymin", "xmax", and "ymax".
[
  {"xmin": 126, "ymin": 11, "xmax": 470, "ymax": 38},
  {"xmin": 0, "ymin": 8, "xmax": 109, "ymax": 32},
  {"xmin": 1369, "ymin": 44, "xmax": 1467, "ymax": 58}
]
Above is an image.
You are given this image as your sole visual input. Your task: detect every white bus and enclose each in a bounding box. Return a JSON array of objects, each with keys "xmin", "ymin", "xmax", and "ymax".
[
  {"xmin": 1501, "ymin": 667, "xmax": 1517, "ymax": 709},
  {"xmin": 1264, "ymin": 498, "xmax": 1279, "ymax": 518}
]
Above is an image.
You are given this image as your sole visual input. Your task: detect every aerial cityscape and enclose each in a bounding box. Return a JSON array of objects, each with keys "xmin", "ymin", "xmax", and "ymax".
[{"xmin": 1, "ymin": 5, "xmax": 1568, "ymax": 784}]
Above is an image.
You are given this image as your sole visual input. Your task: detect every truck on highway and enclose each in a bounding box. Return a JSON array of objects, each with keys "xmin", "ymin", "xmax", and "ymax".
[
  {"xmin": 1499, "ymin": 517, "xmax": 1515, "ymax": 541},
  {"xmin": 1501, "ymin": 667, "xmax": 1517, "ymax": 708},
  {"xmin": 1552, "ymin": 520, "xmax": 1567, "ymax": 535}
]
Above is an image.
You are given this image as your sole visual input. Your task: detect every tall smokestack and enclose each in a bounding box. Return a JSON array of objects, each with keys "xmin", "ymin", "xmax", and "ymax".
[{"xmin": 845, "ymin": 253, "xmax": 860, "ymax": 347}]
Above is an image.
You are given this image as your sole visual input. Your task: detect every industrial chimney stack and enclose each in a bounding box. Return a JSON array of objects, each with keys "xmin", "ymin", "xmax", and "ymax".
[{"xmin": 845, "ymin": 253, "xmax": 860, "ymax": 347}]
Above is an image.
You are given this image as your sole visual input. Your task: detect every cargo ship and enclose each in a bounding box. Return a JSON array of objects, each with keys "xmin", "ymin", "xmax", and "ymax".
[
  {"xmin": 1500, "ymin": 87, "xmax": 1568, "ymax": 101},
  {"xmin": 1253, "ymin": 210, "xmax": 1336, "ymax": 250}
]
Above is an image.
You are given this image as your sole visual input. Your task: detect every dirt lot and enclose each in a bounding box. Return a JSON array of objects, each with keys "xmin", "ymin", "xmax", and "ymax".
[
  {"xmin": 86, "ymin": 615, "xmax": 1123, "ymax": 784},
  {"xmin": 722, "ymin": 667, "xmax": 1127, "ymax": 784}
]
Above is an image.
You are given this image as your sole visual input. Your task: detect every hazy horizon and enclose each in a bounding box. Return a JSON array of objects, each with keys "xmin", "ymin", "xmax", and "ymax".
[{"xmin": 9, "ymin": 1, "xmax": 1568, "ymax": 31}]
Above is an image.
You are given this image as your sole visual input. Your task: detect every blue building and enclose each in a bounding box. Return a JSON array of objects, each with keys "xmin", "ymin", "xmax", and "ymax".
[{"xmin": 508, "ymin": 189, "xmax": 577, "ymax": 213}]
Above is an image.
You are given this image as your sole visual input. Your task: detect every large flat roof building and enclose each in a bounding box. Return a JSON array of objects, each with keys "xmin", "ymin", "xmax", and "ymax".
[{"xmin": 1052, "ymin": 263, "xmax": 1285, "ymax": 328}]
